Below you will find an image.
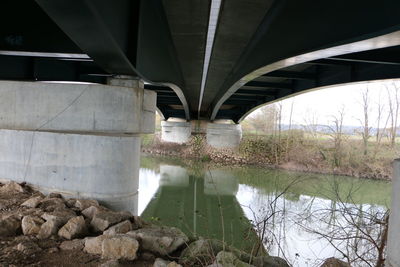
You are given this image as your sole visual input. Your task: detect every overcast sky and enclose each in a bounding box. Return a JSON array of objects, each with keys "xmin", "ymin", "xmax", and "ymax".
[{"xmin": 246, "ymin": 79, "xmax": 400, "ymax": 128}]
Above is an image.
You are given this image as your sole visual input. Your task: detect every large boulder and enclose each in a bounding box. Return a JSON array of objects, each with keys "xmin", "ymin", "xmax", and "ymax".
[
  {"xmin": 21, "ymin": 215, "xmax": 44, "ymax": 235},
  {"xmin": 179, "ymin": 239, "xmax": 287, "ymax": 267},
  {"xmin": 101, "ymin": 234, "xmax": 139, "ymax": 260},
  {"xmin": 82, "ymin": 206, "xmax": 100, "ymax": 220},
  {"xmin": 0, "ymin": 181, "xmax": 25, "ymax": 193},
  {"xmin": 21, "ymin": 196, "xmax": 43, "ymax": 208},
  {"xmin": 0, "ymin": 215, "xmax": 21, "ymax": 237},
  {"xmin": 103, "ymin": 220, "xmax": 132, "ymax": 236},
  {"xmin": 127, "ymin": 226, "xmax": 188, "ymax": 256},
  {"xmin": 320, "ymin": 258, "xmax": 350, "ymax": 267},
  {"xmin": 37, "ymin": 219, "xmax": 59, "ymax": 239},
  {"xmin": 74, "ymin": 199, "xmax": 99, "ymax": 211},
  {"xmin": 58, "ymin": 216, "xmax": 87, "ymax": 239},
  {"xmin": 91, "ymin": 210, "xmax": 132, "ymax": 232},
  {"xmin": 179, "ymin": 239, "xmax": 225, "ymax": 266},
  {"xmin": 84, "ymin": 235, "xmax": 108, "ymax": 255},
  {"xmin": 37, "ymin": 210, "xmax": 76, "ymax": 239}
]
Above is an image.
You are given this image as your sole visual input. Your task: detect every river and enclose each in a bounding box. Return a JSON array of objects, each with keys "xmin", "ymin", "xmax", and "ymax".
[{"xmin": 138, "ymin": 155, "xmax": 391, "ymax": 267}]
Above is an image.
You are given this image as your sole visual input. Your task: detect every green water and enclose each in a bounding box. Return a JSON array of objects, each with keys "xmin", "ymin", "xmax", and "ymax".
[{"xmin": 138, "ymin": 155, "xmax": 391, "ymax": 266}]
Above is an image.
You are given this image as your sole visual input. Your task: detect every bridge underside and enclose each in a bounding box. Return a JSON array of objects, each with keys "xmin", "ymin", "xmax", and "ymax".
[{"xmin": 0, "ymin": 0, "xmax": 398, "ymax": 122}]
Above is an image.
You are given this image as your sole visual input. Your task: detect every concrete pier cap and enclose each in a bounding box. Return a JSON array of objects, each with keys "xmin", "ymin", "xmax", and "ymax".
[
  {"xmin": 160, "ymin": 118, "xmax": 242, "ymax": 148},
  {"xmin": 0, "ymin": 77, "xmax": 156, "ymax": 213},
  {"xmin": 161, "ymin": 118, "xmax": 191, "ymax": 144},
  {"xmin": 206, "ymin": 120, "xmax": 242, "ymax": 149}
]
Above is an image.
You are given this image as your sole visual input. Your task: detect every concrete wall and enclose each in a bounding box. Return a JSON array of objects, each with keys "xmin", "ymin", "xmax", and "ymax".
[
  {"xmin": 161, "ymin": 121, "xmax": 191, "ymax": 143},
  {"xmin": 206, "ymin": 123, "xmax": 242, "ymax": 148},
  {"xmin": 0, "ymin": 80, "xmax": 156, "ymax": 213},
  {"xmin": 387, "ymin": 159, "xmax": 400, "ymax": 266}
]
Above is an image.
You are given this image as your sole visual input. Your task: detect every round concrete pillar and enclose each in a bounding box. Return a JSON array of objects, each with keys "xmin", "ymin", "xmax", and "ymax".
[
  {"xmin": 206, "ymin": 123, "xmax": 242, "ymax": 148},
  {"xmin": 0, "ymin": 80, "xmax": 156, "ymax": 213},
  {"xmin": 161, "ymin": 120, "xmax": 191, "ymax": 144}
]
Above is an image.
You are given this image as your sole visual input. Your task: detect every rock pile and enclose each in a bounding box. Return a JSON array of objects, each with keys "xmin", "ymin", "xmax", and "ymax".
[{"xmin": 0, "ymin": 181, "xmax": 291, "ymax": 266}]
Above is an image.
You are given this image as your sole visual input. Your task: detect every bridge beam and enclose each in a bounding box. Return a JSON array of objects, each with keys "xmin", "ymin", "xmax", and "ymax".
[{"xmin": 0, "ymin": 78, "xmax": 156, "ymax": 214}]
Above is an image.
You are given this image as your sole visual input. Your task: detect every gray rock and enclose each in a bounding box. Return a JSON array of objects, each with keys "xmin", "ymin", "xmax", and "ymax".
[
  {"xmin": 21, "ymin": 196, "xmax": 43, "ymax": 208},
  {"xmin": 320, "ymin": 257, "xmax": 350, "ymax": 267},
  {"xmin": 91, "ymin": 210, "xmax": 132, "ymax": 232},
  {"xmin": 153, "ymin": 258, "xmax": 171, "ymax": 267},
  {"xmin": 82, "ymin": 206, "xmax": 100, "ymax": 220},
  {"xmin": 103, "ymin": 220, "xmax": 132, "ymax": 236},
  {"xmin": 167, "ymin": 262, "xmax": 182, "ymax": 267},
  {"xmin": 100, "ymin": 260, "xmax": 123, "ymax": 267},
  {"xmin": 101, "ymin": 234, "xmax": 139, "ymax": 260},
  {"xmin": 132, "ymin": 215, "xmax": 147, "ymax": 229},
  {"xmin": 0, "ymin": 215, "xmax": 21, "ymax": 237},
  {"xmin": 58, "ymin": 216, "xmax": 87, "ymax": 239},
  {"xmin": 0, "ymin": 182, "xmax": 25, "ymax": 193},
  {"xmin": 41, "ymin": 210, "xmax": 76, "ymax": 225},
  {"xmin": 74, "ymin": 199, "xmax": 99, "ymax": 211},
  {"xmin": 59, "ymin": 239, "xmax": 85, "ymax": 250},
  {"xmin": 208, "ymin": 251, "xmax": 255, "ymax": 267},
  {"xmin": 37, "ymin": 219, "xmax": 59, "ymax": 239},
  {"xmin": 21, "ymin": 215, "xmax": 44, "ymax": 235},
  {"xmin": 84, "ymin": 235, "xmax": 108, "ymax": 255},
  {"xmin": 39, "ymin": 198, "xmax": 66, "ymax": 211},
  {"xmin": 127, "ymin": 226, "xmax": 188, "ymax": 256}
]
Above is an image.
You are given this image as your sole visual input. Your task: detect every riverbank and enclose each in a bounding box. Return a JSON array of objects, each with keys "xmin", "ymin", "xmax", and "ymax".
[
  {"xmin": 0, "ymin": 180, "xmax": 289, "ymax": 267},
  {"xmin": 142, "ymin": 134, "xmax": 394, "ymax": 180}
]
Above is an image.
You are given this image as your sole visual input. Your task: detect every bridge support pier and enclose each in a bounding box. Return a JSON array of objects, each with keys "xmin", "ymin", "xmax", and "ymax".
[
  {"xmin": 0, "ymin": 79, "xmax": 156, "ymax": 214},
  {"xmin": 387, "ymin": 159, "xmax": 400, "ymax": 266},
  {"xmin": 206, "ymin": 123, "xmax": 242, "ymax": 149},
  {"xmin": 160, "ymin": 119, "xmax": 242, "ymax": 148},
  {"xmin": 160, "ymin": 120, "xmax": 191, "ymax": 144}
]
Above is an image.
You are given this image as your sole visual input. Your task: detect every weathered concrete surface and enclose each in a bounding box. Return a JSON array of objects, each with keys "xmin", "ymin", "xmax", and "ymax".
[
  {"xmin": 0, "ymin": 130, "xmax": 140, "ymax": 212},
  {"xmin": 387, "ymin": 159, "xmax": 400, "ymax": 267},
  {"xmin": 206, "ymin": 123, "xmax": 242, "ymax": 148},
  {"xmin": 0, "ymin": 80, "xmax": 155, "ymax": 134},
  {"xmin": 161, "ymin": 120, "xmax": 191, "ymax": 144},
  {"xmin": 0, "ymin": 80, "xmax": 156, "ymax": 213}
]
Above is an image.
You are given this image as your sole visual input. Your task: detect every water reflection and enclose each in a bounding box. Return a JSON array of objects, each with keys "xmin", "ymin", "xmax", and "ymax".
[
  {"xmin": 140, "ymin": 164, "xmax": 263, "ymax": 255},
  {"xmin": 139, "ymin": 156, "xmax": 391, "ymax": 266}
]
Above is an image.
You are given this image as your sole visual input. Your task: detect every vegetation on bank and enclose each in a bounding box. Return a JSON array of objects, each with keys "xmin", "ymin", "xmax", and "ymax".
[
  {"xmin": 144, "ymin": 85, "xmax": 400, "ymax": 180},
  {"xmin": 142, "ymin": 131, "xmax": 394, "ymax": 180}
]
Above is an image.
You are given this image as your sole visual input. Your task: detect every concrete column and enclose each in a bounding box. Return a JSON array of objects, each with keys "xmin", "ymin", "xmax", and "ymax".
[
  {"xmin": 161, "ymin": 120, "xmax": 191, "ymax": 143},
  {"xmin": 387, "ymin": 159, "xmax": 400, "ymax": 266},
  {"xmin": 206, "ymin": 123, "xmax": 242, "ymax": 148},
  {"xmin": 0, "ymin": 79, "xmax": 156, "ymax": 213}
]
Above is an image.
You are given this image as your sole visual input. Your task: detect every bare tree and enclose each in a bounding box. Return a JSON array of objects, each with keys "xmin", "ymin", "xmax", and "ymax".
[
  {"xmin": 386, "ymin": 82, "xmax": 400, "ymax": 147},
  {"xmin": 374, "ymin": 89, "xmax": 390, "ymax": 157},
  {"xmin": 358, "ymin": 87, "xmax": 371, "ymax": 156},
  {"xmin": 297, "ymin": 181, "xmax": 389, "ymax": 267},
  {"xmin": 285, "ymin": 100, "xmax": 295, "ymax": 161},
  {"xmin": 328, "ymin": 107, "xmax": 346, "ymax": 167}
]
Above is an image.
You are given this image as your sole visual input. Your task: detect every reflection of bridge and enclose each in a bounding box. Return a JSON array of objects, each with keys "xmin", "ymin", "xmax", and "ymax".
[{"xmin": 141, "ymin": 165, "xmax": 263, "ymax": 254}]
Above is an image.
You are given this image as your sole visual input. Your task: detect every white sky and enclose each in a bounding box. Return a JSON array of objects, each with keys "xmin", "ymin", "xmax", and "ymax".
[{"xmin": 246, "ymin": 79, "xmax": 400, "ymax": 128}]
